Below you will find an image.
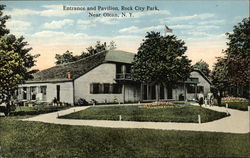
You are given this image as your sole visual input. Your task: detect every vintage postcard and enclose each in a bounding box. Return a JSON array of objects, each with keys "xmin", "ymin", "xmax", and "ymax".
[{"xmin": 0, "ymin": 0, "xmax": 249, "ymax": 157}]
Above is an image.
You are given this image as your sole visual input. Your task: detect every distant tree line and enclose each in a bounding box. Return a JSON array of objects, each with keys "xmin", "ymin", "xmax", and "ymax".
[{"xmin": 55, "ymin": 41, "xmax": 116, "ymax": 65}]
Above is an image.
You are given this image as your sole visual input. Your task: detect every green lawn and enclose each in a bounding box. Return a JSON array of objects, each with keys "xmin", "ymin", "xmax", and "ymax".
[
  {"xmin": 0, "ymin": 117, "xmax": 249, "ymax": 158},
  {"xmin": 10, "ymin": 105, "xmax": 69, "ymax": 116},
  {"xmin": 60, "ymin": 105, "xmax": 228, "ymax": 123},
  {"xmin": 220, "ymin": 101, "xmax": 249, "ymax": 111}
]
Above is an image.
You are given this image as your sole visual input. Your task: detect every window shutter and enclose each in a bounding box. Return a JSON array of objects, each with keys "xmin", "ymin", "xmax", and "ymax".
[
  {"xmin": 90, "ymin": 83, "xmax": 94, "ymax": 94},
  {"xmin": 99, "ymin": 83, "xmax": 103, "ymax": 94},
  {"xmin": 26, "ymin": 87, "xmax": 30, "ymax": 100},
  {"xmin": 109, "ymin": 84, "xmax": 113, "ymax": 93}
]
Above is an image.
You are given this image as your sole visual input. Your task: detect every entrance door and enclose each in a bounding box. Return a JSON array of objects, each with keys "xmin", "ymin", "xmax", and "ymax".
[
  {"xmin": 167, "ymin": 86, "xmax": 173, "ymax": 99},
  {"xmin": 151, "ymin": 85, "xmax": 156, "ymax": 100},
  {"xmin": 56, "ymin": 85, "xmax": 60, "ymax": 101},
  {"xmin": 160, "ymin": 85, "xmax": 165, "ymax": 99},
  {"xmin": 143, "ymin": 85, "xmax": 147, "ymax": 100}
]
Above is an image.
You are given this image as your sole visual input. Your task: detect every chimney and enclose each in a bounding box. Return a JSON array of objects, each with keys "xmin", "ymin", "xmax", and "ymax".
[{"xmin": 66, "ymin": 72, "xmax": 72, "ymax": 79}]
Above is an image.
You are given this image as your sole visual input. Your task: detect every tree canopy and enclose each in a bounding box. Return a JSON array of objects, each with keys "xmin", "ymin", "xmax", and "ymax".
[
  {"xmin": 0, "ymin": 5, "xmax": 38, "ymax": 104},
  {"xmin": 0, "ymin": 5, "xmax": 9, "ymax": 36},
  {"xmin": 211, "ymin": 57, "xmax": 228, "ymax": 92},
  {"xmin": 55, "ymin": 41, "xmax": 116, "ymax": 65},
  {"xmin": 225, "ymin": 17, "xmax": 250, "ymax": 87},
  {"xmin": 132, "ymin": 31, "xmax": 192, "ymax": 85},
  {"xmin": 211, "ymin": 17, "xmax": 250, "ymax": 98},
  {"xmin": 193, "ymin": 60, "xmax": 210, "ymax": 77}
]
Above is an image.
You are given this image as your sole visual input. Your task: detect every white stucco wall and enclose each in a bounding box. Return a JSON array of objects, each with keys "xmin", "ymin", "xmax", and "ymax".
[
  {"xmin": 74, "ymin": 63, "xmax": 123, "ymax": 103},
  {"xmin": 190, "ymin": 71, "xmax": 211, "ymax": 96},
  {"xmin": 172, "ymin": 71, "xmax": 211, "ymax": 101},
  {"xmin": 74, "ymin": 63, "xmax": 141, "ymax": 103},
  {"xmin": 124, "ymin": 84, "xmax": 141, "ymax": 103},
  {"xmin": 185, "ymin": 71, "xmax": 211, "ymax": 100},
  {"xmin": 18, "ymin": 82, "xmax": 74, "ymax": 104}
]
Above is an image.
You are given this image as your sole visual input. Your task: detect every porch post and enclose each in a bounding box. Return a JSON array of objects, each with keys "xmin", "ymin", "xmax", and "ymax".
[
  {"xmin": 122, "ymin": 84, "xmax": 125, "ymax": 103},
  {"xmin": 195, "ymin": 84, "xmax": 197, "ymax": 99},
  {"xmin": 147, "ymin": 84, "xmax": 150, "ymax": 100},
  {"xmin": 164, "ymin": 86, "xmax": 168, "ymax": 100},
  {"xmin": 140, "ymin": 83, "xmax": 143, "ymax": 102},
  {"xmin": 156, "ymin": 84, "xmax": 159, "ymax": 101},
  {"xmin": 184, "ymin": 83, "xmax": 187, "ymax": 101}
]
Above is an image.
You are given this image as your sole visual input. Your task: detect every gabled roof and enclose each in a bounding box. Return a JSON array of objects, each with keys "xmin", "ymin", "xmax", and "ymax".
[
  {"xmin": 192, "ymin": 69, "xmax": 212, "ymax": 85},
  {"xmin": 27, "ymin": 50, "xmax": 135, "ymax": 83},
  {"xmin": 105, "ymin": 50, "xmax": 135, "ymax": 64}
]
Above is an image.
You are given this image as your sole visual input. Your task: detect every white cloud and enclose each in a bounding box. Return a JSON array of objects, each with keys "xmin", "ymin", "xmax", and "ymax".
[
  {"xmin": 44, "ymin": 19, "xmax": 74, "ymax": 29},
  {"xmin": 168, "ymin": 24, "xmax": 219, "ymax": 31},
  {"xmin": 40, "ymin": 5, "xmax": 83, "ymax": 17},
  {"xmin": 5, "ymin": 9, "xmax": 39, "ymax": 18},
  {"xmin": 170, "ymin": 25, "xmax": 194, "ymax": 29},
  {"xmin": 6, "ymin": 20, "xmax": 31, "ymax": 31},
  {"xmin": 76, "ymin": 20, "xmax": 96, "ymax": 30},
  {"xmin": 119, "ymin": 25, "xmax": 163, "ymax": 33},
  {"xmin": 198, "ymin": 20, "xmax": 225, "ymax": 25},
  {"xmin": 95, "ymin": 17, "xmax": 118, "ymax": 24},
  {"xmin": 184, "ymin": 33, "xmax": 226, "ymax": 44},
  {"xmin": 31, "ymin": 30, "xmax": 141, "ymax": 45},
  {"xmin": 41, "ymin": 5, "xmax": 68, "ymax": 17},
  {"xmin": 77, "ymin": 17, "xmax": 118, "ymax": 26},
  {"xmin": 196, "ymin": 25, "xmax": 219, "ymax": 29},
  {"xmin": 133, "ymin": 10, "xmax": 170, "ymax": 18},
  {"xmin": 161, "ymin": 13, "xmax": 215, "ymax": 23},
  {"xmin": 6, "ymin": 5, "xmax": 83, "ymax": 18},
  {"xmin": 77, "ymin": 20, "xmax": 92, "ymax": 25}
]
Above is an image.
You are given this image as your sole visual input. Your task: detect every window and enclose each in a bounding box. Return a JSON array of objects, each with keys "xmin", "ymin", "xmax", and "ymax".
[
  {"xmin": 116, "ymin": 64, "xmax": 122, "ymax": 73},
  {"xmin": 112, "ymin": 84, "xmax": 122, "ymax": 94},
  {"xmin": 90, "ymin": 83, "xmax": 122, "ymax": 94},
  {"xmin": 30, "ymin": 87, "xmax": 37, "ymax": 100},
  {"xmin": 126, "ymin": 65, "xmax": 131, "ymax": 73},
  {"xmin": 190, "ymin": 78, "xmax": 199, "ymax": 83},
  {"xmin": 23, "ymin": 87, "xmax": 27, "ymax": 100},
  {"xmin": 197, "ymin": 86, "xmax": 204, "ymax": 93},
  {"xmin": 90, "ymin": 83, "xmax": 101, "ymax": 94},
  {"xmin": 187, "ymin": 84, "xmax": 196, "ymax": 93},
  {"xmin": 40, "ymin": 86, "xmax": 47, "ymax": 95},
  {"xmin": 103, "ymin": 83, "xmax": 110, "ymax": 93}
]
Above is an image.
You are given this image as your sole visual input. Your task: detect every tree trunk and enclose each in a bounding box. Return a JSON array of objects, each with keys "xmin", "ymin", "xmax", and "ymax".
[{"xmin": 216, "ymin": 90, "xmax": 222, "ymax": 106}]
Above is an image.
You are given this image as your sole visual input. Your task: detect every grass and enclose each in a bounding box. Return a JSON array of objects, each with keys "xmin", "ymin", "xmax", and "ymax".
[
  {"xmin": 60, "ymin": 105, "xmax": 228, "ymax": 123},
  {"xmin": 220, "ymin": 101, "xmax": 249, "ymax": 111},
  {"xmin": 10, "ymin": 105, "xmax": 69, "ymax": 116},
  {"xmin": 0, "ymin": 117, "xmax": 249, "ymax": 158}
]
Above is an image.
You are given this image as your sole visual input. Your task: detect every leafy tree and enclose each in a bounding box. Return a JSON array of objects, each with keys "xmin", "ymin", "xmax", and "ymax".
[
  {"xmin": 132, "ymin": 31, "xmax": 192, "ymax": 99},
  {"xmin": 193, "ymin": 60, "xmax": 210, "ymax": 77},
  {"xmin": 85, "ymin": 41, "xmax": 106, "ymax": 56},
  {"xmin": 225, "ymin": 18, "xmax": 250, "ymax": 58},
  {"xmin": 211, "ymin": 18, "xmax": 250, "ymax": 99},
  {"xmin": 225, "ymin": 18, "xmax": 250, "ymax": 89},
  {"xmin": 108, "ymin": 41, "xmax": 116, "ymax": 50},
  {"xmin": 210, "ymin": 57, "xmax": 228, "ymax": 105},
  {"xmin": 0, "ymin": 5, "xmax": 38, "ymax": 110},
  {"xmin": 55, "ymin": 50, "xmax": 76, "ymax": 65},
  {"xmin": 0, "ymin": 5, "xmax": 9, "ymax": 36},
  {"xmin": 55, "ymin": 41, "xmax": 116, "ymax": 65}
]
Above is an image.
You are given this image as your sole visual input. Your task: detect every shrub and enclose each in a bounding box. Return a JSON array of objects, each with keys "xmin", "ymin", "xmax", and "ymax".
[
  {"xmin": 222, "ymin": 97, "xmax": 249, "ymax": 103},
  {"xmin": 143, "ymin": 101, "xmax": 175, "ymax": 108},
  {"xmin": 76, "ymin": 98, "xmax": 89, "ymax": 106}
]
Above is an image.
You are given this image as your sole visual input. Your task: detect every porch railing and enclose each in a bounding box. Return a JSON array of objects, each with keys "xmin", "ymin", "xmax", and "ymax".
[{"xmin": 115, "ymin": 73, "xmax": 133, "ymax": 80}]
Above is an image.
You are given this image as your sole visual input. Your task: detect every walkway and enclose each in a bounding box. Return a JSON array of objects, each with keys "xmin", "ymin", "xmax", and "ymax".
[{"xmin": 21, "ymin": 104, "xmax": 250, "ymax": 134}]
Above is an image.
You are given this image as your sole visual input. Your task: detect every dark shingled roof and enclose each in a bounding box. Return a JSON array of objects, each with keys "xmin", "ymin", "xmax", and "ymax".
[{"xmin": 27, "ymin": 50, "xmax": 135, "ymax": 83}]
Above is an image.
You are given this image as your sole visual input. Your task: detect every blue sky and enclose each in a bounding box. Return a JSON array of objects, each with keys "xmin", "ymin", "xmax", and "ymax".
[{"xmin": 2, "ymin": 0, "xmax": 249, "ymax": 70}]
